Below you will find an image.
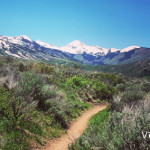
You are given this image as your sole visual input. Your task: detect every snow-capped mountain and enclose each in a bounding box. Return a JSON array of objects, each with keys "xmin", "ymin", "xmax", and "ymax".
[
  {"xmin": 0, "ymin": 35, "xmax": 73, "ymax": 60},
  {"xmin": 35, "ymin": 39, "xmax": 140, "ymax": 56},
  {"xmin": 36, "ymin": 39, "xmax": 109, "ymax": 55},
  {"xmin": 60, "ymin": 40, "xmax": 108, "ymax": 56},
  {"xmin": 0, "ymin": 35, "xmax": 32, "ymax": 45},
  {"xmin": 0, "ymin": 34, "xmax": 149, "ymax": 65},
  {"xmin": 36, "ymin": 40, "xmax": 120, "ymax": 56},
  {"xmin": 0, "ymin": 35, "xmax": 35, "ymax": 50}
]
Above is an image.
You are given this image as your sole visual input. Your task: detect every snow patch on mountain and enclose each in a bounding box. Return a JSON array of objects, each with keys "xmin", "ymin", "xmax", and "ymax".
[
  {"xmin": 0, "ymin": 40, "xmax": 10, "ymax": 49},
  {"xmin": 36, "ymin": 40, "xmax": 59, "ymax": 49},
  {"xmin": 121, "ymin": 46, "xmax": 140, "ymax": 53},
  {"xmin": 5, "ymin": 51, "xmax": 21, "ymax": 58}
]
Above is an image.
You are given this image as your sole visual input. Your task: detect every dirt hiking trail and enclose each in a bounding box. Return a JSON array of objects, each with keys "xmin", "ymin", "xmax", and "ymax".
[{"xmin": 32, "ymin": 104, "xmax": 107, "ymax": 150}]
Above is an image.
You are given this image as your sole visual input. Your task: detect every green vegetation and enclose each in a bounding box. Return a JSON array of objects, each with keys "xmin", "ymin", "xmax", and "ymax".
[
  {"xmin": 0, "ymin": 56, "xmax": 123, "ymax": 150},
  {"xmin": 45, "ymin": 56, "xmax": 150, "ymax": 78},
  {"xmin": 0, "ymin": 55, "xmax": 150, "ymax": 150},
  {"xmin": 70, "ymin": 79, "xmax": 150, "ymax": 150}
]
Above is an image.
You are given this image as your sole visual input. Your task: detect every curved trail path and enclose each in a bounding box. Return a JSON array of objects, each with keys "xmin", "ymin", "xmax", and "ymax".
[{"xmin": 32, "ymin": 104, "xmax": 107, "ymax": 150}]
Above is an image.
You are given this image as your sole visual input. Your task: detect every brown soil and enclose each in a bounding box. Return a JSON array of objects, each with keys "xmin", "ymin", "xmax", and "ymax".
[{"xmin": 32, "ymin": 104, "xmax": 107, "ymax": 150}]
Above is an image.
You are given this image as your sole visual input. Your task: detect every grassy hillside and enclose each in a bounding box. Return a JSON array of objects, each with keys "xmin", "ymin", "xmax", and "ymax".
[
  {"xmin": 44, "ymin": 56, "xmax": 150, "ymax": 78},
  {"xmin": 2, "ymin": 54, "xmax": 150, "ymax": 78},
  {"xmin": 73, "ymin": 57, "xmax": 150, "ymax": 78},
  {"xmin": 0, "ymin": 56, "xmax": 123, "ymax": 150}
]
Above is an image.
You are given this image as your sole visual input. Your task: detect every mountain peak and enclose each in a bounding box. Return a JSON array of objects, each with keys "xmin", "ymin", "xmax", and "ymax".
[
  {"xmin": 60, "ymin": 40, "xmax": 109, "ymax": 55},
  {"xmin": 67, "ymin": 40, "xmax": 84, "ymax": 46},
  {"xmin": 18, "ymin": 35, "xmax": 32, "ymax": 42}
]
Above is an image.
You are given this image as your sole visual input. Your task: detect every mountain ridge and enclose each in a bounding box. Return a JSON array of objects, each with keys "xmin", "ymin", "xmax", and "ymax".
[
  {"xmin": 36, "ymin": 38, "xmax": 141, "ymax": 56},
  {"xmin": 0, "ymin": 34, "xmax": 149, "ymax": 65},
  {"xmin": 0, "ymin": 34, "xmax": 142, "ymax": 56}
]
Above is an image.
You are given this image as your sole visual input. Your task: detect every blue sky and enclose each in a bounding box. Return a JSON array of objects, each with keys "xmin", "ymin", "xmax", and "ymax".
[{"xmin": 0, "ymin": 0, "xmax": 150, "ymax": 48}]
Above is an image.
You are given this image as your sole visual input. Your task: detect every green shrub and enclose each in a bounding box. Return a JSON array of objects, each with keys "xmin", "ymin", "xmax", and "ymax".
[
  {"xmin": 0, "ymin": 86, "xmax": 41, "ymax": 149},
  {"xmin": 116, "ymin": 83, "xmax": 126, "ymax": 92},
  {"xmin": 19, "ymin": 71, "xmax": 43, "ymax": 99},
  {"xmin": 45, "ymin": 93, "xmax": 72, "ymax": 128},
  {"xmin": 92, "ymin": 81, "xmax": 111, "ymax": 100},
  {"xmin": 121, "ymin": 90, "xmax": 145, "ymax": 103},
  {"xmin": 18, "ymin": 71, "xmax": 47, "ymax": 110},
  {"xmin": 41, "ymin": 84, "xmax": 56, "ymax": 99},
  {"xmin": 100, "ymin": 73, "xmax": 123, "ymax": 86},
  {"xmin": 32, "ymin": 63, "xmax": 54, "ymax": 74},
  {"xmin": 66, "ymin": 75, "xmax": 88, "ymax": 89},
  {"xmin": 141, "ymin": 82, "xmax": 150, "ymax": 93},
  {"xmin": 18, "ymin": 62, "xmax": 27, "ymax": 72}
]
